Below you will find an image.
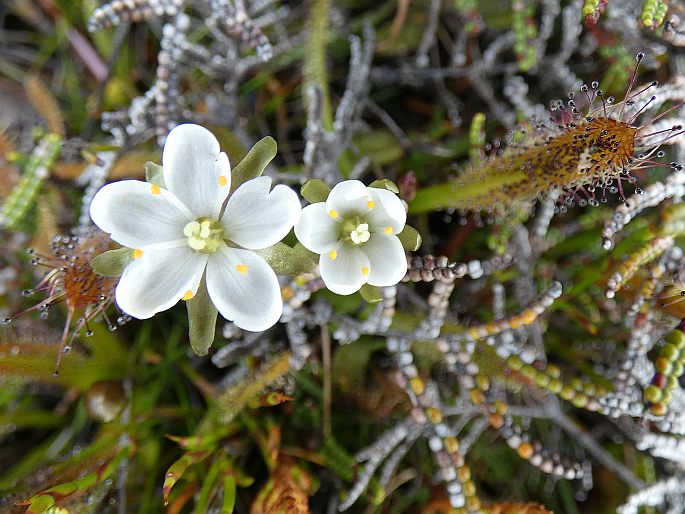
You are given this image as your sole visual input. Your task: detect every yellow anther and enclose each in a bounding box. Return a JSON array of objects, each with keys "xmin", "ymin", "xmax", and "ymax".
[
  {"xmin": 361, "ymin": 266, "xmax": 370, "ymax": 276},
  {"xmin": 133, "ymin": 249, "xmax": 143, "ymax": 259},
  {"xmin": 384, "ymin": 226, "xmax": 393, "ymax": 234},
  {"xmin": 218, "ymin": 175, "xmax": 228, "ymax": 187},
  {"xmin": 328, "ymin": 250, "xmax": 338, "ymax": 260},
  {"xmin": 236, "ymin": 264, "xmax": 249, "ymax": 275},
  {"xmin": 367, "ymin": 200, "xmax": 375, "ymax": 209},
  {"xmin": 328, "ymin": 209, "xmax": 338, "ymax": 219},
  {"xmin": 182, "ymin": 290, "xmax": 194, "ymax": 300},
  {"xmin": 150, "ymin": 184, "xmax": 161, "ymax": 195}
]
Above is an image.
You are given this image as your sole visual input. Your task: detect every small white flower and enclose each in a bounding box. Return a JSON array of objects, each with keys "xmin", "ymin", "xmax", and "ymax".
[
  {"xmin": 90, "ymin": 124, "xmax": 301, "ymax": 331},
  {"xmin": 295, "ymin": 180, "xmax": 407, "ymax": 295}
]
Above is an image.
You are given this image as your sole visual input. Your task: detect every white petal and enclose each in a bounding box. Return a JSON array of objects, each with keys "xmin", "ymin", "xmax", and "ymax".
[
  {"xmin": 206, "ymin": 245, "xmax": 282, "ymax": 331},
  {"xmin": 162, "ymin": 124, "xmax": 231, "ymax": 218},
  {"xmin": 325, "ymin": 180, "xmax": 372, "ymax": 217},
  {"xmin": 221, "ymin": 176, "xmax": 301, "ymax": 250},
  {"xmin": 294, "ymin": 203, "xmax": 340, "ymax": 254},
  {"xmin": 319, "ymin": 243, "xmax": 370, "ymax": 295},
  {"xmin": 362, "ymin": 234, "xmax": 407, "ymax": 287},
  {"xmin": 115, "ymin": 244, "xmax": 208, "ymax": 319},
  {"xmin": 90, "ymin": 180, "xmax": 192, "ymax": 248},
  {"xmin": 367, "ymin": 188, "xmax": 407, "ymax": 235}
]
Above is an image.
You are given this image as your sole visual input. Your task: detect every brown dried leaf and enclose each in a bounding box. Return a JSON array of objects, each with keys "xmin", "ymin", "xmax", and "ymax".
[
  {"xmin": 251, "ymin": 457, "xmax": 311, "ymax": 514},
  {"xmin": 52, "ymin": 161, "xmax": 89, "ymax": 180},
  {"xmin": 0, "ymin": 131, "xmax": 16, "ymax": 158},
  {"xmin": 423, "ymin": 494, "xmax": 553, "ymax": 514},
  {"xmin": 109, "ymin": 152, "xmax": 159, "ymax": 179},
  {"xmin": 25, "ymin": 75, "xmax": 65, "ymax": 137},
  {"xmin": 0, "ymin": 166, "xmax": 19, "ymax": 199}
]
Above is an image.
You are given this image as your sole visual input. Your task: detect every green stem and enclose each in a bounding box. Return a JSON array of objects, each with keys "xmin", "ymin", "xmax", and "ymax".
[{"xmin": 304, "ymin": 0, "xmax": 333, "ymax": 130}]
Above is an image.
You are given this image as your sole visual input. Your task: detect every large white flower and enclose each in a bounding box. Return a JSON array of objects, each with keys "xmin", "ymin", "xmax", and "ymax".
[
  {"xmin": 90, "ymin": 124, "xmax": 301, "ymax": 331},
  {"xmin": 295, "ymin": 180, "xmax": 407, "ymax": 295}
]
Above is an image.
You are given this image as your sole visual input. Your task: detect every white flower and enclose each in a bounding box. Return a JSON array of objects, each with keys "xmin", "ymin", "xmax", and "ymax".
[
  {"xmin": 90, "ymin": 124, "xmax": 301, "ymax": 331},
  {"xmin": 294, "ymin": 180, "xmax": 407, "ymax": 295}
]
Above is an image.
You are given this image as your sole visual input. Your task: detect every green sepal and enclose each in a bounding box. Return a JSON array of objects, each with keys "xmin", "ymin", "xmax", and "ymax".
[
  {"xmin": 368, "ymin": 179, "xmax": 399, "ymax": 194},
  {"xmin": 293, "ymin": 242, "xmax": 319, "ymax": 263},
  {"xmin": 301, "ymin": 178, "xmax": 331, "ymax": 204},
  {"xmin": 359, "ymin": 284, "xmax": 382, "ymax": 304},
  {"xmin": 187, "ymin": 279, "xmax": 218, "ymax": 356},
  {"xmin": 397, "ymin": 225, "xmax": 422, "ymax": 252},
  {"xmin": 230, "ymin": 136, "xmax": 277, "ymax": 194},
  {"xmin": 254, "ymin": 242, "xmax": 316, "ymax": 275},
  {"xmin": 144, "ymin": 161, "xmax": 165, "ymax": 188},
  {"xmin": 91, "ymin": 247, "xmax": 134, "ymax": 277}
]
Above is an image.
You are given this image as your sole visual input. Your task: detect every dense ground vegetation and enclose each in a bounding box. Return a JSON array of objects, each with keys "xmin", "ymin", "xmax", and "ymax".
[{"xmin": 2, "ymin": 0, "xmax": 685, "ymax": 513}]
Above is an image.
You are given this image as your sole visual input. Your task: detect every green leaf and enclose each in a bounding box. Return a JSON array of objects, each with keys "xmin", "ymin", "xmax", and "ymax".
[
  {"xmin": 409, "ymin": 170, "xmax": 526, "ymax": 214},
  {"xmin": 230, "ymin": 137, "xmax": 277, "ymax": 194},
  {"xmin": 91, "ymin": 248, "xmax": 134, "ymax": 277},
  {"xmin": 196, "ymin": 457, "xmax": 224, "ymax": 513},
  {"xmin": 352, "ymin": 130, "xmax": 403, "ymax": 166},
  {"xmin": 187, "ymin": 280, "xmax": 218, "ymax": 356},
  {"xmin": 25, "ymin": 494, "xmax": 54, "ymax": 514},
  {"xmin": 397, "ymin": 225, "xmax": 422, "ymax": 251},
  {"xmin": 144, "ymin": 161, "xmax": 165, "ymax": 188},
  {"xmin": 359, "ymin": 284, "xmax": 382, "ymax": 303},
  {"xmin": 163, "ymin": 450, "xmax": 211, "ymax": 505},
  {"xmin": 222, "ymin": 475, "xmax": 237, "ymax": 513},
  {"xmin": 368, "ymin": 179, "xmax": 399, "ymax": 194},
  {"xmin": 254, "ymin": 242, "xmax": 316, "ymax": 275},
  {"xmin": 301, "ymin": 178, "xmax": 331, "ymax": 203}
]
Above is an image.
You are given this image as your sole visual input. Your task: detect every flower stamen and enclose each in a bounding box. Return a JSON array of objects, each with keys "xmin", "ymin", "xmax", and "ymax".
[
  {"xmin": 236, "ymin": 264, "xmax": 248, "ymax": 275},
  {"xmin": 183, "ymin": 217, "xmax": 224, "ymax": 254},
  {"xmin": 182, "ymin": 290, "xmax": 194, "ymax": 300},
  {"xmin": 350, "ymin": 223, "xmax": 370, "ymax": 245},
  {"xmin": 150, "ymin": 184, "xmax": 161, "ymax": 195}
]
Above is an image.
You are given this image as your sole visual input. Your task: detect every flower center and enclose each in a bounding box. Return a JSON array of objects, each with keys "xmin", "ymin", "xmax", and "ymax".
[
  {"xmin": 341, "ymin": 217, "xmax": 370, "ymax": 246},
  {"xmin": 183, "ymin": 217, "xmax": 224, "ymax": 254}
]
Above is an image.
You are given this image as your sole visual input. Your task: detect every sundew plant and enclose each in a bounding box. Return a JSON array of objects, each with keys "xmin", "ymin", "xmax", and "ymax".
[{"xmin": 5, "ymin": 0, "xmax": 685, "ymax": 513}]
